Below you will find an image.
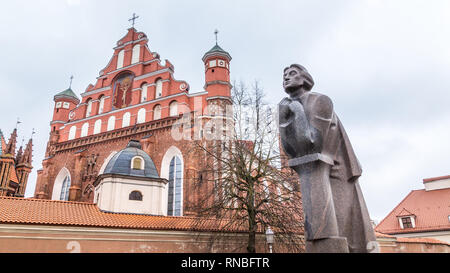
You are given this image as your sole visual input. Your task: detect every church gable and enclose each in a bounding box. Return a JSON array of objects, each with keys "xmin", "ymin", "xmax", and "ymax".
[{"xmin": 55, "ymin": 27, "xmax": 191, "ymax": 142}]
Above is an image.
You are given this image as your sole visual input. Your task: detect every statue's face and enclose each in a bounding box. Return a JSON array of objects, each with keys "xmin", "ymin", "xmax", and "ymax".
[{"xmin": 283, "ymin": 67, "xmax": 304, "ymax": 91}]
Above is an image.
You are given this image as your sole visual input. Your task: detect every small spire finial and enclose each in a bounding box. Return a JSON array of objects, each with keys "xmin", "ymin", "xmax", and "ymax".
[
  {"xmin": 129, "ymin": 13, "xmax": 139, "ymax": 28},
  {"xmin": 69, "ymin": 75, "xmax": 74, "ymax": 88},
  {"xmin": 214, "ymin": 29, "xmax": 219, "ymax": 45},
  {"xmin": 15, "ymin": 117, "xmax": 21, "ymax": 130}
]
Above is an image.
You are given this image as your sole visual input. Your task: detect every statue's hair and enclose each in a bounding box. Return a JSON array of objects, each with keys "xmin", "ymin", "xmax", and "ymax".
[{"xmin": 284, "ymin": 64, "xmax": 315, "ymax": 91}]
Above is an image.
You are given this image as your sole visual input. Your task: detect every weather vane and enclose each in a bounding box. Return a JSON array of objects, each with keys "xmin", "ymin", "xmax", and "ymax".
[
  {"xmin": 69, "ymin": 75, "xmax": 74, "ymax": 88},
  {"xmin": 129, "ymin": 13, "xmax": 139, "ymax": 28},
  {"xmin": 31, "ymin": 128, "xmax": 36, "ymax": 139}
]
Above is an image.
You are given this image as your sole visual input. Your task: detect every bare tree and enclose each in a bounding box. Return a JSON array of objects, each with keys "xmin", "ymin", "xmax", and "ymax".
[{"xmin": 187, "ymin": 80, "xmax": 305, "ymax": 253}]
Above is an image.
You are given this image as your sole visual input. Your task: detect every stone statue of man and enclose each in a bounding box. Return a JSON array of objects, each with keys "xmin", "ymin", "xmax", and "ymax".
[{"xmin": 278, "ymin": 64, "xmax": 378, "ymax": 253}]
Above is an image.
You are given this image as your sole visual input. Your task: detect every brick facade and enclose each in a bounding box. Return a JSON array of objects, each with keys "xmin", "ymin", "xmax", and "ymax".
[{"xmin": 34, "ymin": 27, "xmax": 232, "ymax": 218}]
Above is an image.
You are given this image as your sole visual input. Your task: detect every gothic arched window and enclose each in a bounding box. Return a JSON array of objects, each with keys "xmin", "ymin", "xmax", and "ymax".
[
  {"xmin": 81, "ymin": 122, "xmax": 89, "ymax": 137},
  {"xmin": 68, "ymin": 126, "xmax": 77, "ymax": 140},
  {"xmin": 117, "ymin": 49, "xmax": 125, "ymax": 69},
  {"xmin": 122, "ymin": 112, "xmax": 131, "ymax": 127},
  {"xmin": 155, "ymin": 79, "xmax": 163, "ymax": 98},
  {"xmin": 60, "ymin": 175, "xmax": 71, "ymax": 201},
  {"xmin": 93, "ymin": 119, "xmax": 102, "ymax": 134},
  {"xmin": 153, "ymin": 104, "xmax": 161, "ymax": 120},
  {"xmin": 98, "ymin": 96, "xmax": 106, "ymax": 114},
  {"xmin": 131, "ymin": 44, "xmax": 140, "ymax": 64},
  {"xmin": 137, "ymin": 108, "xmax": 146, "ymax": 124},
  {"xmin": 129, "ymin": 190, "xmax": 143, "ymax": 201},
  {"xmin": 140, "ymin": 83, "xmax": 148, "ymax": 103},
  {"xmin": 169, "ymin": 101, "xmax": 178, "ymax": 117},
  {"xmin": 107, "ymin": 116, "xmax": 116, "ymax": 131},
  {"xmin": 86, "ymin": 99, "xmax": 93, "ymax": 118},
  {"xmin": 167, "ymin": 156, "xmax": 182, "ymax": 216}
]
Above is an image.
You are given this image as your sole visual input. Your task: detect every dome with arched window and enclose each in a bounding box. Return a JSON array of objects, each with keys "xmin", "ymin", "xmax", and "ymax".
[{"xmin": 103, "ymin": 140, "xmax": 159, "ymax": 178}]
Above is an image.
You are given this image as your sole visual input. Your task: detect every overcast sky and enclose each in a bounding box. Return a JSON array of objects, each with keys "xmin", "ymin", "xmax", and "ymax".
[{"xmin": 1, "ymin": 0, "xmax": 449, "ymax": 222}]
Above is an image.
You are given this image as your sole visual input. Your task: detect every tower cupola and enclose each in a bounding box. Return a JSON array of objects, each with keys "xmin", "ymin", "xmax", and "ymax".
[
  {"xmin": 52, "ymin": 87, "xmax": 80, "ymax": 131},
  {"xmin": 202, "ymin": 35, "xmax": 232, "ymax": 97}
]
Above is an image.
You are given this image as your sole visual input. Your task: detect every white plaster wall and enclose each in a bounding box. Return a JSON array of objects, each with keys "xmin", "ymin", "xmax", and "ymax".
[
  {"xmin": 395, "ymin": 231, "xmax": 450, "ymax": 244},
  {"xmin": 95, "ymin": 177, "xmax": 166, "ymax": 215},
  {"xmin": 424, "ymin": 178, "xmax": 450, "ymax": 191}
]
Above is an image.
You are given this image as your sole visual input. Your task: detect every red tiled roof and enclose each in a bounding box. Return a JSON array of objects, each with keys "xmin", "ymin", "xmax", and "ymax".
[
  {"xmin": 396, "ymin": 208, "xmax": 414, "ymax": 217},
  {"xmin": 376, "ymin": 188, "xmax": 450, "ymax": 234},
  {"xmin": 0, "ymin": 196, "xmax": 249, "ymax": 233}
]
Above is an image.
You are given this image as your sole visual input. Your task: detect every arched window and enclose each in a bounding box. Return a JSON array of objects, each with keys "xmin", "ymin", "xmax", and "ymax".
[
  {"xmin": 122, "ymin": 112, "xmax": 131, "ymax": 127},
  {"xmin": 140, "ymin": 84, "xmax": 148, "ymax": 103},
  {"xmin": 117, "ymin": 49, "xmax": 125, "ymax": 69},
  {"xmin": 155, "ymin": 79, "xmax": 163, "ymax": 98},
  {"xmin": 107, "ymin": 116, "xmax": 116, "ymax": 131},
  {"xmin": 153, "ymin": 104, "xmax": 161, "ymax": 120},
  {"xmin": 167, "ymin": 156, "xmax": 182, "ymax": 216},
  {"xmin": 98, "ymin": 96, "xmax": 106, "ymax": 114},
  {"xmin": 93, "ymin": 119, "xmax": 102, "ymax": 134},
  {"xmin": 169, "ymin": 101, "xmax": 178, "ymax": 117},
  {"xmin": 86, "ymin": 99, "xmax": 93, "ymax": 118},
  {"xmin": 68, "ymin": 126, "xmax": 77, "ymax": 140},
  {"xmin": 81, "ymin": 122, "xmax": 89, "ymax": 137},
  {"xmin": 137, "ymin": 108, "xmax": 146, "ymax": 124},
  {"xmin": 129, "ymin": 190, "xmax": 143, "ymax": 201},
  {"xmin": 131, "ymin": 156, "xmax": 144, "ymax": 170},
  {"xmin": 60, "ymin": 175, "xmax": 71, "ymax": 201},
  {"xmin": 131, "ymin": 44, "xmax": 140, "ymax": 64}
]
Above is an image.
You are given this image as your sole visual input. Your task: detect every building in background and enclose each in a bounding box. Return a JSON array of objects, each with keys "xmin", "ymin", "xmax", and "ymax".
[
  {"xmin": 0, "ymin": 129, "xmax": 33, "ymax": 197},
  {"xmin": 34, "ymin": 26, "xmax": 233, "ymax": 219},
  {"xmin": 376, "ymin": 175, "xmax": 450, "ymax": 244}
]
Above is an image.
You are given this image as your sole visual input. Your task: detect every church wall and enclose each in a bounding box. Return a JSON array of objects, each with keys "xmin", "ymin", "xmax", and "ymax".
[
  {"xmin": 0, "ymin": 224, "xmax": 267, "ymax": 253},
  {"xmin": 36, "ymin": 117, "xmax": 207, "ymax": 216}
]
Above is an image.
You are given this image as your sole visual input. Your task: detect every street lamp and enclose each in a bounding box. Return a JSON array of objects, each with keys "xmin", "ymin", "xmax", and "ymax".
[{"xmin": 265, "ymin": 227, "xmax": 274, "ymax": 253}]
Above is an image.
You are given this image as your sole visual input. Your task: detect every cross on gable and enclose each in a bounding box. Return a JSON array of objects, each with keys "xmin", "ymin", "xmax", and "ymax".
[{"xmin": 129, "ymin": 13, "xmax": 139, "ymax": 28}]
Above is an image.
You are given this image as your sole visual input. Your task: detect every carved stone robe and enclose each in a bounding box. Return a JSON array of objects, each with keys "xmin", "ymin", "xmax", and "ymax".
[{"xmin": 279, "ymin": 91, "xmax": 377, "ymax": 253}]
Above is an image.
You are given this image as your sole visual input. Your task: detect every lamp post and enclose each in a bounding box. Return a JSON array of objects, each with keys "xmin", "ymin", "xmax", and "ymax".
[{"xmin": 265, "ymin": 227, "xmax": 274, "ymax": 253}]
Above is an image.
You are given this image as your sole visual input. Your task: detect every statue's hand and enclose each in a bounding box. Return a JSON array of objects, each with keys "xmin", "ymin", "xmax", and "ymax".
[{"xmin": 279, "ymin": 98, "xmax": 304, "ymax": 126}]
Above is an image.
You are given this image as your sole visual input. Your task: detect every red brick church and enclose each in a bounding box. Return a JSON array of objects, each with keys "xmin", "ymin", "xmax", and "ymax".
[{"xmin": 34, "ymin": 26, "xmax": 233, "ymax": 217}]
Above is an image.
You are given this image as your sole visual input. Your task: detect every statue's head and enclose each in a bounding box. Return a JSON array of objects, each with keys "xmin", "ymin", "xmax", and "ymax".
[{"xmin": 283, "ymin": 64, "xmax": 314, "ymax": 97}]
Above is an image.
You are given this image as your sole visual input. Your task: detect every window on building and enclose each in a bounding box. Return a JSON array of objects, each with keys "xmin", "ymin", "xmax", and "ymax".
[
  {"xmin": 107, "ymin": 116, "xmax": 116, "ymax": 131},
  {"xmin": 98, "ymin": 96, "xmax": 106, "ymax": 114},
  {"xmin": 167, "ymin": 156, "xmax": 182, "ymax": 216},
  {"xmin": 153, "ymin": 104, "xmax": 161, "ymax": 120},
  {"xmin": 60, "ymin": 176, "xmax": 71, "ymax": 201},
  {"xmin": 137, "ymin": 108, "xmax": 146, "ymax": 124},
  {"xmin": 93, "ymin": 119, "xmax": 102, "ymax": 134},
  {"xmin": 132, "ymin": 157, "xmax": 144, "ymax": 170},
  {"xmin": 68, "ymin": 126, "xmax": 77, "ymax": 140},
  {"xmin": 81, "ymin": 122, "xmax": 89, "ymax": 137},
  {"xmin": 131, "ymin": 44, "xmax": 140, "ymax": 64},
  {"xmin": 140, "ymin": 84, "xmax": 148, "ymax": 103},
  {"xmin": 401, "ymin": 217, "xmax": 413, "ymax": 228},
  {"xmin": 169, "ymin": 101, "xmax": 178, "ymax": 117},
  {"xmin": 117, "ymin": 49, "xmax": 125, "ymax": 69},
  {"xmin": 129, "ymin": 190, "xmax": 143, "ymax": 201},
  {"xmin": 155, "ymin": 79, "xmax": 163, "ymax": 98},
  {"xmin": 122, "ymin": 112, "xmax": 131, "ymax": 127},
  {"xmin": 86, "ymin": 99, "xmax": 93, "ymax": 118}
]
